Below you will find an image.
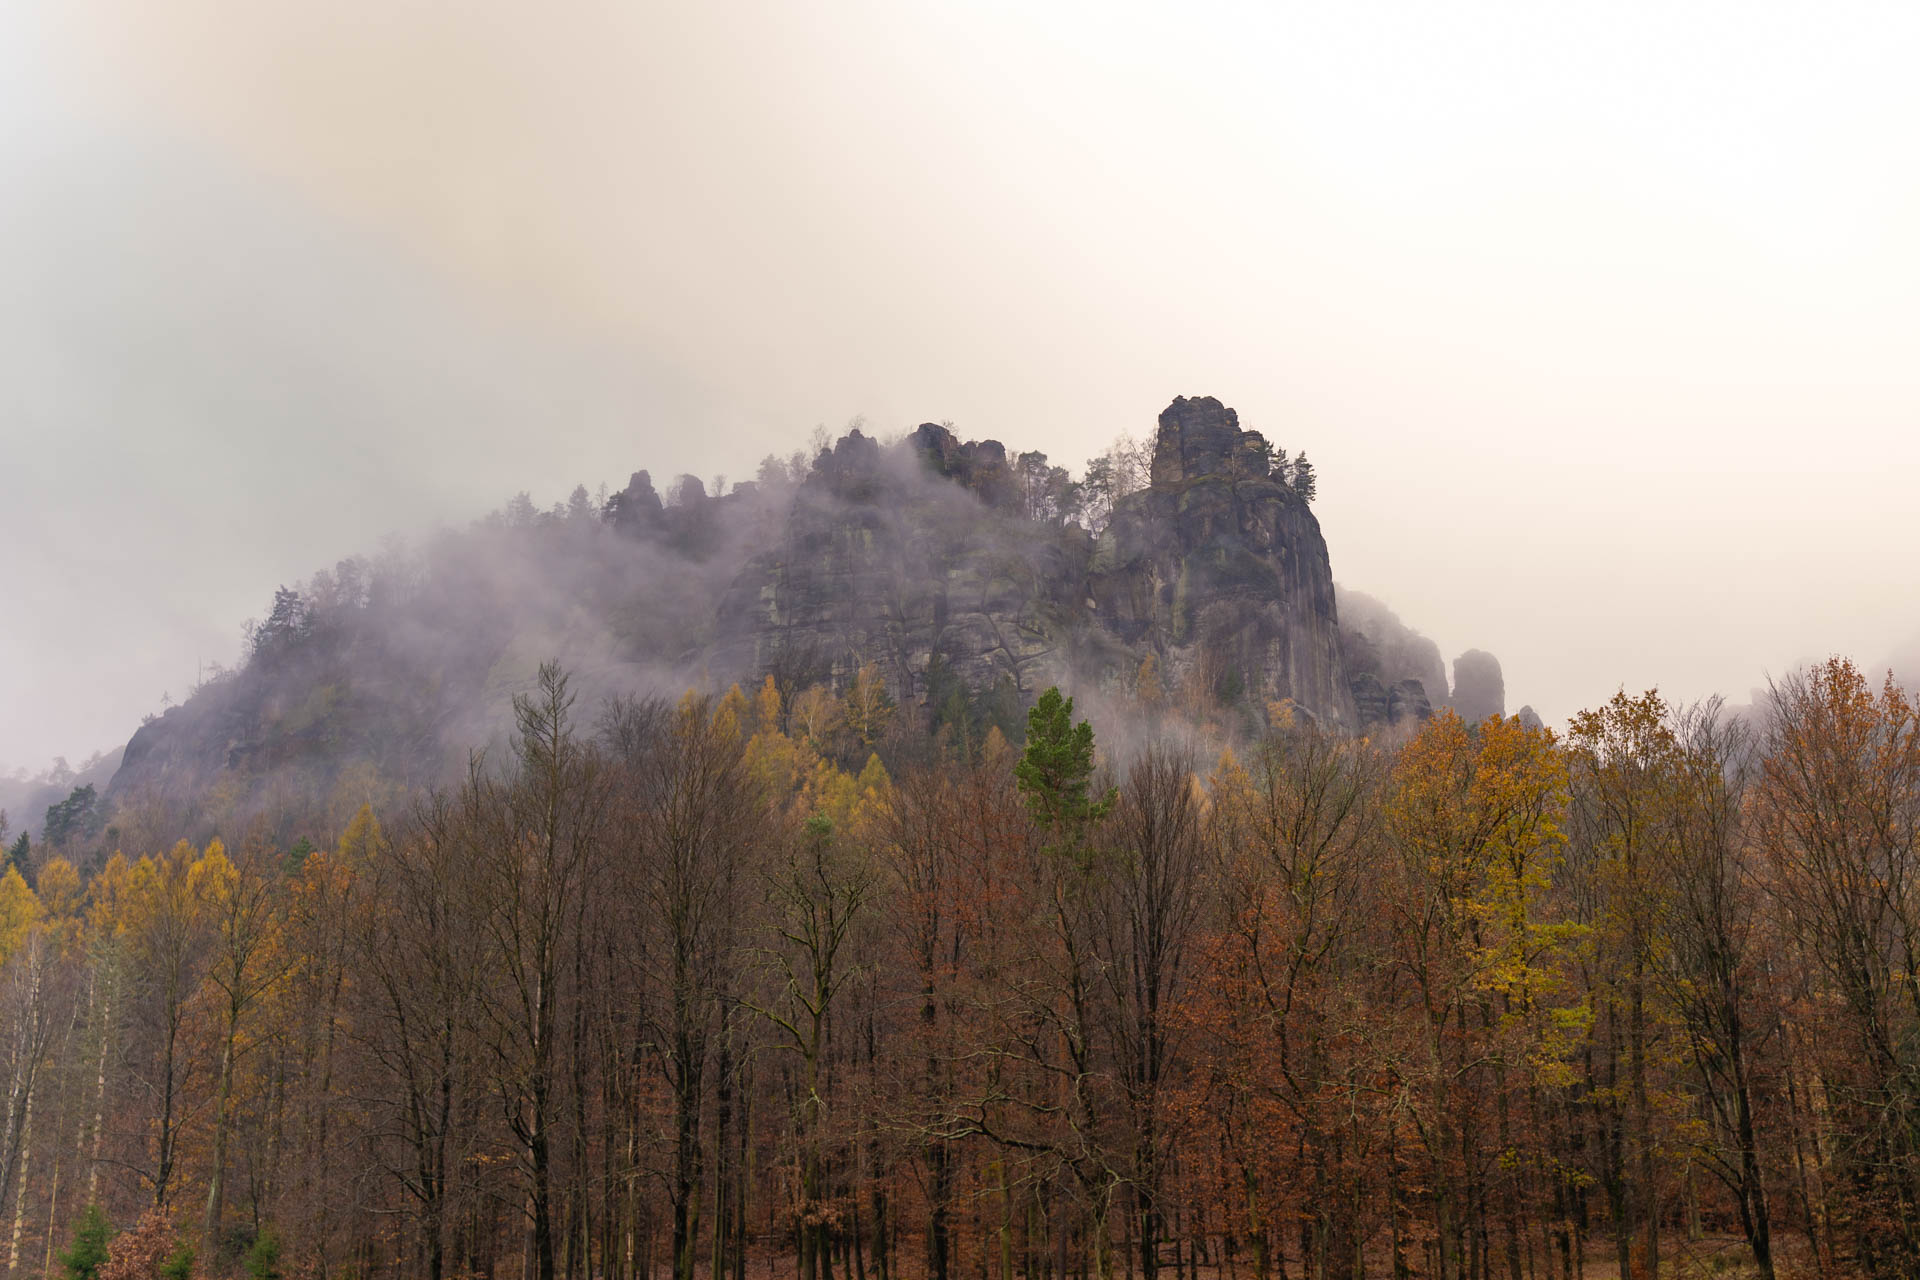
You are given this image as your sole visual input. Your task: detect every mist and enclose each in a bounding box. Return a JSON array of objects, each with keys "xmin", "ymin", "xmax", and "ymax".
[{"xmin": 6, "ymin": 1, "xmax": 1920, "ymax": 772}]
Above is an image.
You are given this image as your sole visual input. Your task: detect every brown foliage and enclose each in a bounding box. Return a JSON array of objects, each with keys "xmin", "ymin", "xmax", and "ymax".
[{"xmin": 98, "ymin": 1212, "xmax": 181, "ymax": 1280}]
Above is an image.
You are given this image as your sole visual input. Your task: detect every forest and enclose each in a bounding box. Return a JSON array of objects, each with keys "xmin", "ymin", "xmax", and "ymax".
[{"xmin": 1, "ymin": 653, "xmax": 1917, "ymax": 1280}]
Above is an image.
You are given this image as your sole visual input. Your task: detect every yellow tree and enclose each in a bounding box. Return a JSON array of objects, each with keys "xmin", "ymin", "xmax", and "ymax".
[
  {"xmin": 789, "ymin": 686, "xmax": 843, "ymax": 753},
  {"xmin": 192, "ymin": 839, "xmax": 292, "ymax": 1243},
  {"xmin": 34, "ymin": 860, "xmax": 81, "ymax": 938},
  {"xmin": 714, "ymin": 683, "xmax": 753, "ymax": 745},
  {"xmin": 0, "ymin": 872, "xmax": 40, "ymax": 969},
  {"xmin": 744, "ymin": 682, "xmax": 814, "ymax": 802},
  {"xmin": 120, "ymin": 841, "xmax": 211, "ymax": 1210},
  {"xmin": 1385, "ymin": 710, "xmax": 1569, "ymax": 1280},
  {"xmin": 78, "ymin": 854, "xmax": 139, "ymax": 1209},
  {"xmin": 1566, "ymin": 691, "xmax": 1687, "ymax": 1280}
]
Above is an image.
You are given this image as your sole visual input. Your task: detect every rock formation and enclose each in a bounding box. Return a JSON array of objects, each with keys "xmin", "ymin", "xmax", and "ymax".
[
  {"xmin": 1338, "ymin": 590, "xmax": 1447, "ymax": 699},
  {"xmin": 1452, "ymin": 648, "xmax": 1507, "ymax": 723},
  {"xmin": 607, "ymin": 470, "xmax": 665, "ymax": 535},
  {"xmin": 712, "ymin": 425, "xmax": 1090, "ymax": 705},
  {"xmin": 1348, "ymin": 671, "xmax": 1435, "ymax": 735},
  {"xmin": 107, "ymin": 393, "xmax": 1521, "ymax": 828},
  {"xmin": 1338, "ymin": 588, "xmax": 1450, "ymax": 731},
  {"xmin": 1388, "ymin": 677, "xmax": 1434, "ymax": 726},
  {"xmin": 1091, "ymin": 397, "xmax": 1354, "ymax": 724},
  {"xmin": 717, "ymin": 395, "xmax": 1359, "ymax": 727}
]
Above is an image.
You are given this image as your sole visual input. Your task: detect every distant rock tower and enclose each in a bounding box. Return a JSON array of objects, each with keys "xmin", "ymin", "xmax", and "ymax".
[{"xmin": 1452, "ymin": 649, "xmax": 1506, "ymax": 723}]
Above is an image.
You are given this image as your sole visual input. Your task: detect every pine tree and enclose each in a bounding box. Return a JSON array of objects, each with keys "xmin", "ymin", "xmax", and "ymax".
[
  {"xmin": 42, "ymin": 785, "xmax": 99, "ymax": 851},
  {"xmin": 245, "ymin": 1229, "xmax": 281, "ymax": 1280},
  {"xmin": 59, "ymin": 1204, "xmax": 111, "ymax": 1280},
  {"xmin": 1289, "ymin": 452, "xmax": 1318, "ymax": 503},
  {"xmin": 251, "ymin": 587, "xmax": 310, "ymax": 661},
  {"xmin": 1015, "ymin": 687, "xmax": 1114, "ymax": 829}
]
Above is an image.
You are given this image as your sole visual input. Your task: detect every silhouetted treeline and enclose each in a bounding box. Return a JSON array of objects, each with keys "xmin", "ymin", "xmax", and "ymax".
[{"xmin": 6, "ymin": 657, "xmax": 1920, "ymax": 1280}]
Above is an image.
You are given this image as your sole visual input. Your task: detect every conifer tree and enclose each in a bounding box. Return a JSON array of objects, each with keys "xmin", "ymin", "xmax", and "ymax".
[
  {"xmin": 1014, "ymin": 688, "xmax": 1112, "ymax": 829},
  {"xmin": 42, "ymin": 786, "xmax": 99, "ymax": 852},
  {"xmin": 1288, "ymin": 452, "xmax": 1317, "ymax": 503},
  {"xmin": 246, "ymin": 1228, "xmax": 281, "ymax": 1280},
  {"xmin": 59, "ymin": 1205, "xmax": 111, "ymax": 1280}
]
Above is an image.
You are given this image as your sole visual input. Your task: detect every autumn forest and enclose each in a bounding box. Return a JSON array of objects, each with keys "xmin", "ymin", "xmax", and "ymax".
[{"xmin": 2, "ymin": 653, "xmax": 1919, "ymax": 1280}]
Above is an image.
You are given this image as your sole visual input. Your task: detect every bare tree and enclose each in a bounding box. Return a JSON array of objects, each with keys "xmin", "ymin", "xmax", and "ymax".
[
  {"xmin": 356, "ymin": 794, "xmax": 486, "ymax": 1280},
  {"xmin": 469, "ymin": 663, "xmax": 610, "ymax": 1280},
  {"xmin": 605, "ymin": 694, "xmax": 760, "ymax": 1280},
  {"xmin": 1756, "ymin": 660, "xmax": 1920, "ymax": 1276},
  {"xmin": 1098, "ymin": 747, "xmax": 1209, "ymax": 1280},
  {"xmin": 1650, "ymin": 700, "xmax": 1777, "ymax": 1279},
  {"xmin": 752, "ymin": 812, "xmax": 875, "ymax": 1280}
]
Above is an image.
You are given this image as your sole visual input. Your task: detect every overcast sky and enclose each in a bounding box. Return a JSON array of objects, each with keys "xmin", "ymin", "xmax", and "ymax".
[{"xmin": 4, "ymin": 1, "xmax": 1919, "ymax": 771}]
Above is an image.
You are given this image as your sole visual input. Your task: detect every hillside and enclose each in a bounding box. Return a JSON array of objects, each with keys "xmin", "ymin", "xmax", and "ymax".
[{"xmin": 100, "ymin": 394, "xmax": 1503, "ymax": 839}]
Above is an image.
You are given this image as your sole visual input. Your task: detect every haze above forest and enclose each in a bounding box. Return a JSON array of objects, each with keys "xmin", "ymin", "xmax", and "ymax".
[{"xmin": 5, "ymin": 2, "xmax": 1920, "ymax": 770}]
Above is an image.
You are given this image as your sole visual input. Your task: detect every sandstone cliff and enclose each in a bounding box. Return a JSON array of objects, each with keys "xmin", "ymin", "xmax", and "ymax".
[
  {"xmin": 715, "ymin": 396, "xmax": 1360, "ymax": 728},
  {"xmin": 1089, "ymin": 396, "xmax": 1355, "ymax": 725}
]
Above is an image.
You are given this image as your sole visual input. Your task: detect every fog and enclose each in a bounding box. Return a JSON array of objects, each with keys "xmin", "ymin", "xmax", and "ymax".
[{"xmin": 5, "ymin": 1, "xmax": 1920, "ymax": 770}]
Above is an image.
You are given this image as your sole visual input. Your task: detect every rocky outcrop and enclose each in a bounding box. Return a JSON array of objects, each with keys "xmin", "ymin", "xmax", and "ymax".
[
  {"xmin": 607, "ymin": 470, "xmax": 665, "ymax": 534},
  {"xmin": 717, "ymin": 396, "xmax": 1358, "ymax": 728},
  {"xmin": 1148, "ymin": 396, "xmax": 1272, "ymax": 488},
  {"xmin": 1388, "ymin": 677, "xmax": 1434, "ymax": 726},
  {"xmin": 1349, "ymin": 672, "xmax": 1434, "ymax": 734},
  {"xmin": 906, "ymin": 423, "xmax": 1019, "ymax": 511},
  {"xmin": 712, "ymin": 426, "xmax": 1090, "ymax": 703},
  {"xmin": 1091, "ymin": 397, "xmax": 1353, "ymax": 724},
  {"xmin": 1349, "ymin": 672, "xmax": 1389, "ymax": 730},
  {"xmin": 1338, "ymin": 589, "xmax": 1449, "ymax": 705},
  {"xmin": 111, "ymin": 393, "xmax": 1510, "ymax": 833}
]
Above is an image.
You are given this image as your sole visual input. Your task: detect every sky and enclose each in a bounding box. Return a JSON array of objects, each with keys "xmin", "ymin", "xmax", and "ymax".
[{"xmin": 3, "ymin": 1, "xmax": 1919, "ymax": 771}]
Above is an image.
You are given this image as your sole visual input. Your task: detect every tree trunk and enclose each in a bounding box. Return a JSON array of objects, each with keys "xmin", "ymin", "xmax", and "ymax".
[
  {"xmin": 6, "ymin": 1084, "xmax": 30, "ymax": 1279},
  {"xmin": 204, "ymin": 1021, "xmax": 237, "ymax": 1242}
]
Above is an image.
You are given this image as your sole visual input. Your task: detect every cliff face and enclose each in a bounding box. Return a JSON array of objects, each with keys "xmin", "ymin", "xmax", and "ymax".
[
  {"xmin": 712, "ymin": 426, "xmax": 1093, "ymax": 706},
  {"xmin": 1088, "ymin": 397, "xmax": 1355, "ymax": 724},
  {"xmin": 716, "ymin": 395, "xmax": 1359, "ymax": 727}
]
